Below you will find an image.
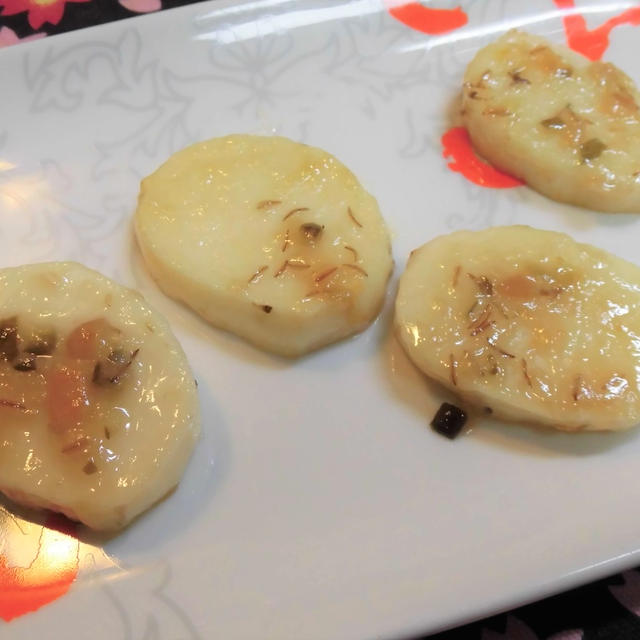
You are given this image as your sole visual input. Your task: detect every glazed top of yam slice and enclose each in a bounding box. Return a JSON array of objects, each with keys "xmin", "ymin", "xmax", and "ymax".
[
  {"xmin": 462, "ymin": 30, "xmax": 640, "ymax": 212},
  {"xmin": 0, "ymin": 262, "xmax": 200, "ymax": 530},
  {"xmin": 136, "ymin": 135, "xmax": 391, "ymax": 313},
  {"xmin": 395, "ymin": 226, "xmax": 640, "ymax": 432}
]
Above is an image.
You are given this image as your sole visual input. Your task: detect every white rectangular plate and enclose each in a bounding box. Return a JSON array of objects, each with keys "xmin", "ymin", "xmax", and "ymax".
[{"xmin": 3, "ymin": 1, "xmax": 640, "ymax": 638}]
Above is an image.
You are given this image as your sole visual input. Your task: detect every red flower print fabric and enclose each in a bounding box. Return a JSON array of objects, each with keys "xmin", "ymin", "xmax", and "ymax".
[
  {"xmin": 0, "ymin": 0, "xmax": 170, "ymax": 45},
  {"xmin": 0, "ymin": 0, "xmax": 90, "ymax": 30}
]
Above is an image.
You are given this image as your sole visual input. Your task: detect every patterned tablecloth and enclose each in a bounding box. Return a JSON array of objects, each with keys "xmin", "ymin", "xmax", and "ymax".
[
  {"xmin": 1, "ymin": 0, "xmax": 640, "ymax": 638},
  {"xmin": 0, "ymin": 0, "xmax": 192, "ymax": 45}
]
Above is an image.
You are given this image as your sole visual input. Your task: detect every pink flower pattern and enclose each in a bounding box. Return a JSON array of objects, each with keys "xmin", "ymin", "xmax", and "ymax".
[
  {"xmin": 0, "ymin": 24, "xmax": 44, "ymax": 46},
  {"xmin": 610, "ymin": 570, "xmax": 640, "ymax": 616},
  {"xmin": 117, "ymin": 0, "xmax": 160, "ymax": 13},
  {"xmin": 0, "ymin": 0, "xmax": 162, "ymax": 47},
  {"xmin": 0, "ymin": 0, "xmax": 90, "ymax": 30}
]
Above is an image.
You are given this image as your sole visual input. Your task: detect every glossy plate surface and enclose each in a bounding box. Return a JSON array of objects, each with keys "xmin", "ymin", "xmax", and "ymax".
[{"xmin": 2, "ymin": 1, "xmax": 640, "ymax": 638}]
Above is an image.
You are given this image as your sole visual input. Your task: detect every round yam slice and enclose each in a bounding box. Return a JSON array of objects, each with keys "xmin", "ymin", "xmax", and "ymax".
[
  {"xmin": 462, "ymin": 30, "xmax": 640, "ymax": 212},
  {"xmin": 395, "ymin": 226, "xmax": 640, "ymax": 432},
  {"xmin": 0, "ymin": 262, "xmax": 199, "ymax": 530},
  {"xmin": 134, "ymin": 134, "xmax": 393, "ymax": 357}
]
